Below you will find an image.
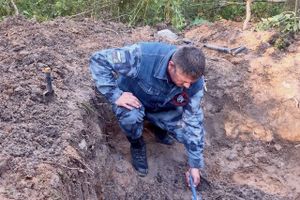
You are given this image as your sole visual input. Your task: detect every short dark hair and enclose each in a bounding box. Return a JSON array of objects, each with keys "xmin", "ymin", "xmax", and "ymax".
[{"xmin": 171, "ymin": 46, "xmax": 205, "ymax": 79}]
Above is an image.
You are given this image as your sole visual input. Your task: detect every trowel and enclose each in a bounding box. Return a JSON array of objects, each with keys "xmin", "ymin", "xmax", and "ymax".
[
  {"xmin": 190, "ymin": 175, "xmax": 202, "ymax": 200},
  {"xmin": 42, "ymin": 67, "xmax": 54, "ymax": 101}
]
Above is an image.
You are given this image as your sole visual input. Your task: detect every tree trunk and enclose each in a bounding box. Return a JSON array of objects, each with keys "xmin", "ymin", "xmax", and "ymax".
[
  {"xmin": 243, "ymin": 0, "xmax": 252, "ymax": 30},
  {"xmin": 285, "ymin": 0, "xmax": 300, "ymax": 10}
]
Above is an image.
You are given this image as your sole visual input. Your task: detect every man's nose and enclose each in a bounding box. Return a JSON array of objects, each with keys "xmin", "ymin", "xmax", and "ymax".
[{"xmin": 183, "ymin": 83, "xmax": 191, "ymax": 89}]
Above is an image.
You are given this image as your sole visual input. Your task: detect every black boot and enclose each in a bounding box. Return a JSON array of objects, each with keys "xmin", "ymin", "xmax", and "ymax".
[
  {"xmin": 127, "ymin": 136, "xmax": 148, "ymax": 176},
  {"xmin": 152, "ymin": 125, "xmax": 175, "ymax": 145}
]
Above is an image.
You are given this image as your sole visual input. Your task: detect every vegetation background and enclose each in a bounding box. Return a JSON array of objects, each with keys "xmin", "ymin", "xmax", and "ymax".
[{"xmin": 0, "ymin": 0, "xmax": 299, "ymax": 34}]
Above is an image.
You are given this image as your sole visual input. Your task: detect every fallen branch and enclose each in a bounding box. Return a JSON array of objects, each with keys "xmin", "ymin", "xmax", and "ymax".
[
  {"xmin": 67, "ymin": 9, "xmax": 93, "ymax": 19},
  {"xmin": 103, "ymin": 27, "xmax": 119, "ymax": 35},
  {"xmin": 43, "ymin": 160, "xmax": 94, "ymax": 175},
  {"xmin": 10, "ymin": 0, "xmax": 19, "ymax": 15},
  {"xmin": 43, "ymin": 161, "xmax": 86, "ymax": 173},
  {"xmin": 204, "ymin": 43, "xmax": 246, "ymax": 55}
]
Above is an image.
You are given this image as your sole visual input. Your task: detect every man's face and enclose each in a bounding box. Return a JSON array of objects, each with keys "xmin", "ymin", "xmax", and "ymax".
[{"xmin": 168, "ymin": 61, "xmax": 197, "ymax": 89}]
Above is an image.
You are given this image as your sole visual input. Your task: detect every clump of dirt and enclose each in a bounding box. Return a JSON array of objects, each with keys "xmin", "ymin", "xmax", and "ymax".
[{"xmin": 0, "ymin": 16, "xmax": 299, "ymax": 200}]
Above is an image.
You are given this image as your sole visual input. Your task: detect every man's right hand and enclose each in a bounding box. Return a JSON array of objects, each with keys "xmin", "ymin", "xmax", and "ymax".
[
  {"xmin": 185, "ymin": 168, "xmax": 201, "ymax": 187},
  {"xmin": 115, "ymin": 92, "xmax": 141, "ymax": 110}
]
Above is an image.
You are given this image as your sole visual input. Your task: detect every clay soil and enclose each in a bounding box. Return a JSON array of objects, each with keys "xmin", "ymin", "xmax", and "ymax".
[{"xmin": 0, "ymin": 16, "xmax": 299, "ymax": 200}]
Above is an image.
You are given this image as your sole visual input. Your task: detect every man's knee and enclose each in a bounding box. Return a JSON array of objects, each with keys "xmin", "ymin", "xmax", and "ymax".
[
  {"xmin": 113, "ymin": 106, "xmax": 145, "ymax": 139},
  {"xmin": 114, "ymin": 106, "xmax": 145, "ymax": 125}
]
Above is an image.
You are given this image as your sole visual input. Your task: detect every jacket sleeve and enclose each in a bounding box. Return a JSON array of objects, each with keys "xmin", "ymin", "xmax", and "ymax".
[
  {"xmin": 89, "ymin": 44, "xmax": 141, "ymax": 104},
  {"xmin": 181, "ymin": 79, "xmax": 205, "ymax": 169}
]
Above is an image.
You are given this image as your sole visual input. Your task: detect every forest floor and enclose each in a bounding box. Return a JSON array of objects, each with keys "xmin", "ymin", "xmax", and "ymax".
[{"xmin": 0, "ymin": 16, "xmax": 299, "ymax": 200}]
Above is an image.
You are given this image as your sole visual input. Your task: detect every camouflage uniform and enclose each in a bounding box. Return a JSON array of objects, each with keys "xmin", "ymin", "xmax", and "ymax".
[{"xmin": 89, "ymin": 42, "xmax": 205, "ymax": 168}]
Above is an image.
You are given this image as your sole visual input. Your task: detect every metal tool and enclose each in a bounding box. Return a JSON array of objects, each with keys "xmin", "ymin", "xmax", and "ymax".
[
  {"xmin": 189, "ymin": 175, "xmax": 202, "ymax": 200},
  {"xmin": 42, "ymin": 67, "xmax": 54, "ymax": 99}
]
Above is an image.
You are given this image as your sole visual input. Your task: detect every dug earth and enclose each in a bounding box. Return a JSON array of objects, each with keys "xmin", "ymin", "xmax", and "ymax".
[{"xmin": 0, "ymin": 16, "xmax": 299, "ymax": 199}]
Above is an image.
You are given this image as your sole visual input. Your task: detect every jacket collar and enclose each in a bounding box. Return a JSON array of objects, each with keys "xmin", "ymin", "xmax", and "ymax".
[{"xmin": 154, "ymin": 49, "xmax": 176, "ymax": 81}]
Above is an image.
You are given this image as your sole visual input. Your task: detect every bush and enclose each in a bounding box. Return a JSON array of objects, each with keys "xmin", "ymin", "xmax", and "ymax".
[
  {"xmin": 0, "ymin": 0, "xmax": 13, "ymax": 20},
  {"xmin": 257, "ymin": 11, "xmax": 300, "ymax": 33},
  {"xmin": 116, "ymin": 0, "xmax": 186, "ymax": 29},
  {"xmin": 0, "ymin": 0, "xmax": 288, "ymax": 29}
]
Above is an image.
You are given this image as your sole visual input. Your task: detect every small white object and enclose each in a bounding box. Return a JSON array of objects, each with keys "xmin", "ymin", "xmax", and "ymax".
[
  {"xmin": 79, "ymin": 139, "xmax": 87, "ymax": 150},
  {"xmin": 157, "ymin": 29, "xmax": 178, "ymax": 41}
]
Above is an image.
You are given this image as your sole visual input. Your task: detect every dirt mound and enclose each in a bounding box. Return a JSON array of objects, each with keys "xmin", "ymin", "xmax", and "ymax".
[
  {"xmin": 185, "ymin": 20, "xmax": 300, "ymax": 199},
  {"xmin": 0, "ymin": 16, "xmax": 299, "ymax": 200},
  {"xmin": 186, "ymin": 19, "xmax": 300, "ymax": 142},
  {"xmin": 0, "ymin": 16, "xmax": 134, "ymax": 199}
]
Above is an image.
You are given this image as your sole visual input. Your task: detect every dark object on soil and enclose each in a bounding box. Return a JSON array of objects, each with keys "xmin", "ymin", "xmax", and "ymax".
[
  {"xmin": 42, "ymin": 67, "xmax": 54, "ymax": 101},
  {"xmin": 204, "ymin": 43, "xmax": 246, "ymax": 55},
  {"xmin": 268, "ymin": 33, "xmax": 293, "ymax": 50}
]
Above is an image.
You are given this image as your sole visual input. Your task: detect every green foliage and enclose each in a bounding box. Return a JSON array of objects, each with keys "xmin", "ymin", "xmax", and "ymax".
[
  {"xmin": 123, "ymin": 0, "xmax": 186, "ymax": 30},
  {"xmin": 274, "ymin": 36, "xmax": 290, "ymax": 50},
  {"xmin": 218, "ymin": 3, "xmax": 245, "ymax": 21},
  {"xmin": 256, "ymin": 11, "xmax": 299, "ymax": 50},
  {"xmin": 251, "ymin": 2, "xmax": 283, "ymax": 20},
  {"xmin": 0, "ymin": 0, "xmax": 98, "ymax": 21},
  {"xmin": 188, "ymin": 0, "xmax": 284, "ymax": 22},
  {"xmin": 0, "ymin": 0, "xmax": 289, "ymax": 30},
  {"xmin": 121, "ymin": 0, "xmax": 284, "ymax": 29},
  {"xmin": 0, "ymin": 0, "xmax": 13, "ymax": 20},
  {"xmin": 256, "ymin": 11, "xmax": 300, "ymax": 33},
  {"xmin": 191, "ymin": 17, "xmax": 211, "ymax": 26}
]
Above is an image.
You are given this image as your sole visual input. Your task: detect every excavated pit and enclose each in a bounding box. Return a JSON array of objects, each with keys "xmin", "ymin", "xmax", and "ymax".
[{"xmin": 0, "ymin": 16, "xmax": 299, "ymax": 200}]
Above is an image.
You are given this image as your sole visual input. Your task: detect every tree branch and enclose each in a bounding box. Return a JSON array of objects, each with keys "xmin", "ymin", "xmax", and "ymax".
[{"xmin": 10, "ymin": 0, "xmax": 19, "ymax": 15}]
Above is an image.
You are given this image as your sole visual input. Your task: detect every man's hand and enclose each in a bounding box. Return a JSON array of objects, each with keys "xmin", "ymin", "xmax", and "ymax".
[
  {"xmin": 115, "ymin": 92, "xmax": 141, "ymax": 110},
  {"xmin": 186, "ymin": 168, "xmax": 200, "ymax": 187}
]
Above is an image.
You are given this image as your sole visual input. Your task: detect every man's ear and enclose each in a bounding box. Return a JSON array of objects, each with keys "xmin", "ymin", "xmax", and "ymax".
[
  {"xmin": 169, "ymin": 60, "xmax": 175, "ymax": 67},
  {"xmin": 168, "ymin": 61, "xmax": 175, "ymax": 71}
]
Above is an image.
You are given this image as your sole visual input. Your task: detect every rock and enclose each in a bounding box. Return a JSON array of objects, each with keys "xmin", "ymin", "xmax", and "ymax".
[
  {"xmin": 115, "ymin": 160, "xmax": 126, "ymax": 173},
  {"xmin": 30, "ymin": 84, "xmax": 41, "ymax": 95},
  {"xmin": 287, "ymin": 43, "xmax": 299, "ymax": 53},
  {"xmin": 275, "ymin": 161, "xmax": 285, "ymax": 169},
  {"xmin": 14, "ymin": 85, "xmax": 25, "ymax": 94},
  {"xmin": 156, "ymin": 29, "xmax": 178, "ymax": 41},
  {"xmin": 50, "ymin": 174, "xmax": 61, "ymax": 188},
  {"xmin": 226, "ymin": 152, "xmax": 238, "ymax": 161},
  {"xmin": 78, "ymin": 139, "xmax": 87, "ymax": 150},
  {"xmin": 274, "ymin": 144, "xmax": 282, "ymax": 151},
  {"xmin": 234, "ymin": 144, "xmax": 243, "ymax": 152},
  {"xmin": 243, "ymin": 147, "xmax": 251, "ymax": 156},
  {"xmin": 37, "ymin": 62, "xmax": 47, "ymax": 68}
]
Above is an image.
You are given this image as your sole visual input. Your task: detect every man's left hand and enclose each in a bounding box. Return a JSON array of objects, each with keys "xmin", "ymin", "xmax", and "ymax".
[{"xmin": 185, "ymin": 168, "xmax": 200, "ymax": 187}]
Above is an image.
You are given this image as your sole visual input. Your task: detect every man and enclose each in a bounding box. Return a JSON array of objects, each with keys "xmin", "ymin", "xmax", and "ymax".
[{"xmin": 89, "ymin": 42, "xmax": 205, "ymax": 187}]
